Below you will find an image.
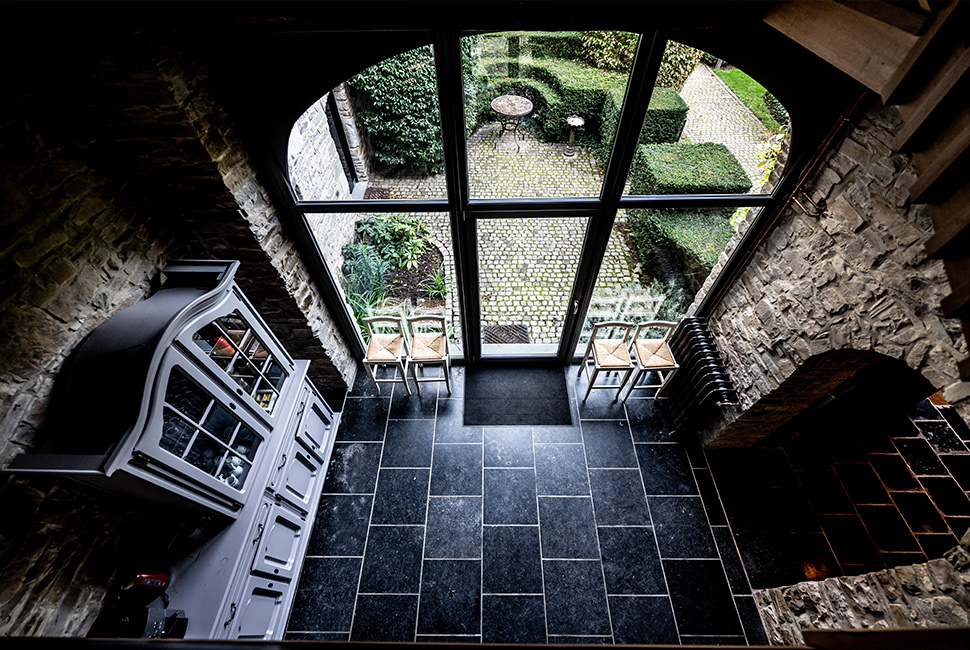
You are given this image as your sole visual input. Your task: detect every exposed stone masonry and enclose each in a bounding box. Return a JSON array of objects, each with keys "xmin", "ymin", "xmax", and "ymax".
[
  {"xmin": 691, "ymin": 99, "xmax": 968, "ymax": 448},
  {"xmin": 755, "ymin": 532, "xmax": 970, "ymax": 644}
]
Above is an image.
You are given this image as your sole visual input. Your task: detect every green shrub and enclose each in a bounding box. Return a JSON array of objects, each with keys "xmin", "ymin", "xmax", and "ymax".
[
  {"xmin": 655, "ymin": 41, "xmax": 703, "ymax": 91},
  {"xmin": 630, "ymin": 142, "xmax": 752, "ymax": 195},
  {"xmin": 341, "ymin": 242, "xmax": 390, "ymax": 302},
  {"xmin": 764, "ymin": 92, "xmax": 790, "ymax": 129},
  {"xmin": 639, "ymin": 88, "xmax": 688, "ymax": 144},
  {"xmin": 355, "ymin": 214, "xmax": 429, "ymax": 270},
  {"xmin": 579, "ymin": 31, "xmax": 638, "ymax": 70},
  {"xmin": 524, "ymin": 31, "xmax": 584, "ymax": 59},
  {"xmin": 628, "ymin": 208, "xmax": 736, "ymax": 292}
]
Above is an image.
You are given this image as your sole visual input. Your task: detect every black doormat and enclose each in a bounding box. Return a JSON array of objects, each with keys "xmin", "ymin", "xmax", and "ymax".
[{"xmin": 464, "ymin": 363, "xmax": 572, "ymax": 426}]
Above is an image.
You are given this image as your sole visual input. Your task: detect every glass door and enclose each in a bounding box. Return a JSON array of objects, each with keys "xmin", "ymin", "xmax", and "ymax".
[{"xmin": 476, "ymin": 215, "xmax": 589, "ymax": 357}]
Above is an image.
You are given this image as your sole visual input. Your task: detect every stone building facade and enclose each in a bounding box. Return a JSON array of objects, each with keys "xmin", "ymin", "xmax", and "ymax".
[{"xmin": 692, "ymin": 98, "xmax": 968, "ymax": 449}]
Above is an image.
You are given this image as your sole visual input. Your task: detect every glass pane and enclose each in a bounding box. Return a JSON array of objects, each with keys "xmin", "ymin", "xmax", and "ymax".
[
  {"xmin": 289, "ymin": 45, "xmax": 447, "ymax": 202},
  {"xmin": 161, "ymin": 410, "xmax": 196, "ymax": 457},
  {"xmin": 192, "ymin": 311, "xmax": 287, "ymax": 414},
  {"xmin": 463, "ymin": 31, "xmax": 634, "ymax": 200},
  {"xmin": 623, "ymin": 41, "xmax": 789, "ymax": 197},
  {"xmin": 203, "ymin": 403, "xmax": 237, "ymax": 444},
  {"xmin": 184, "ymin": 435, "xmax": 226, "ymax": 477},
  {"xmin": 308, "ymin": 211, "xmax": 462, "ymax": 348},
  {"xmin": 581, "ymin": 206, "xmax": 748, "ymax": 348},
  {"xmin": 218, "ymin": 454, "xmax": 252, "ymax": 490},
  {"xmin": 253, "ymin": 378, "xmax": 279, "ymax": 412},
  {"xmin": 232, "ymin": 425, "xmax": 260, "ymax": 462},
  {"xmin": 165, "ymin": 368, "xmax": 209, "ymax": 422},
  {"xmin": 479, "ymin": 217, "xmax": 588, "ymax": 352}
]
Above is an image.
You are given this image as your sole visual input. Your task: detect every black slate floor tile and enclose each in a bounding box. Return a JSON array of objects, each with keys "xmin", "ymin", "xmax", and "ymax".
[
  {"xmin": 543, "ymin": 559, "xmax": 612, "ymax": 636},
  {"xmin": 625, "ymin": 398, "xmax": 673, "ymax": 441},
  {"xmin": 285, "ymin": 632, "xmax": 350, "ymax": 641},
  {"xmin": 608, "ymin": 595, "xmax": 678, "ymax": 644},
  {"xmin": 534, "ymin": 425, "xmax": 582, "ymax": 443},
  {"xmin": 538, "ymin": 496, "xmax": 600, "ymax": 559},
  {"xmin": 597, "ymin": 526, "xmax": 665, "ymax": 595},
  {"xmin": 337, "ymin": 397, "xmax": 389, "ymax": 441},
  {"xmin": 947, "ymin": 516, "xmax": 970, "ymax": 539},
  {"xmin": 694, "ymin": 468, "xmax": 727, "ymax": 525},
  {"xmin": 650, "ymin": 496, "xmax": 718, "ymax": 559},
  {"xmin": 288, "ymin": 556, "xmax": 361, "ymax": 632},
  {"xmin": 576, "ymin": 380, "xmax": 629, "ymax": 420},
  {"xmin": 680, "ymin": 636, "xmax": 747, "ymax": 645},
  {"xmin": 712, "ymin": 525, "xmax": 750, "ymax": 595},
  {"xmin": 307, "ymin": 494, "xmax": 372, "ymax": 557},
  {"xmin": 350, "ymin": 594, "xmax": 418, "ymax": 641},
  {"xmin": 359, "ymin": 525, "xmax": 425, "ymax": 593},
  {"xmin": 481, "ymin": 595, "xmax": 546, "ymax": 644},
  {"xmin": 818, "ymin": 514, "xmax": 882, "ymax": 566},
  {"xmin": 482, "ymin": 525, "xmax": 543, "ymax": 594},
  {"xmin": 430, "ymin": 443, "xmax": 482, "ymax": 496},
  {"xmin": 798, "ymin": 470, "xmax": 855, "ymax": 514},
  {"xmin": 425, "ymin": 496, "xmax": 482, "ymax": 559},
  {"xmin": 664, "ymin": 559, "xmax": 743, "ymax": 636},
  {"xmin": 894, "ymin": 438, "xmax": 948, "ymax": 475},
  {"xmin": 916, "ymin": 532, "xmax": 960, "ymax": 559},
  {"xmin": 940, "ymin": 454, "xmax": 970, "ymax": 491},
  {"xmin": 919, "ymin": 476, "xmax": 970, "ymax": 516},
  {"xmin": 535, "ymin": 443, "xmax": 590, "ymax": 496},
  {"xmin": 323, "ymin": 442, "xmax": 382, "ymax": 494},
  {"xmin": 484, "ymin": 468, "xmax": 538, "ymax": 524},
  {"xmin": 417, "ymin": 559, "xmax": 481, "ymax": 636},
  {"xmin": 857, "ymin": 504, "xmax": 920, "ymax": 553},
  {"xmin": 588, "ymin": 469, "xmax": 649, "ymax": 525},
  {"xmin": 390, "ymin": 379, "xmax": 438, "ymax": 419},
  {"xmin": 917, "ymin": 420, "xmax": 968, "ymax": 454},
  {"xmin": 735, "ymin": 595, "xmax": 769, "ymax": 645},
  {"xmin": 372, "ymin": 468, "xmax": 430, "ymax": 525},
  {"xmin": 868, "ymin": 454, "xmax": 920, "ymax": 491},
  {"xmin": 892, "ymin": 491, "xmax": 949, "ymax": 533},
  {"xmin": 833, "ymin": 463, "xmax": 891, "ymax": 504},
  {"xmin": 435, "ymin": 398, "xmax": 482, "ymax": 443},
  {"xmin": 939, "ymin": 405, "xmax": 970, "ymax": 442},
  {"xmin": 484, "ymin": 427, "xmax": 534, "ymax": 467},
  {"xmin": 382, "ymin": 419, "xmax": 435, "ymax": 467},
  {"xmin": 909, "ymin": 399, "xmax": 942, "ymax": 421},
  {"xmin": 547, "ymin": 636, "xmax": 612, "ymax": 644},
  {"xmin": 637, "ymin": 443, "xmax": 698, "ymax": 495},
  {"xmin": 582, "ymin": 420, "xmax": 637, "ymax": 468}
]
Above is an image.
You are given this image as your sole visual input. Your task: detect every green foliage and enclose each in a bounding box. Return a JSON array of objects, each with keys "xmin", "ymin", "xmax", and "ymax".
[
  {"xmin": 579, "ymin": 31, "xmax": 638, "ymax": 70},
  {"xmin": 355, "ymin": 214, "xmax": 429, "ymax": 270},
  {"xmin": 630, "ymin": 142, "xmax": 752, "ymax": 195},
  {"xmin": 713, "ymin": 67, "xmax": 787, "ymax": 134},
  {"xmin": 763, "ymin": 92, "xmax": 790, "ymax": 129},
  {"xmin": 348, "ymin": 45, "xmax": 444, "ymax": 173},
  {"xmin": 420, "ymin": 265, "xmax": 447, "ymax": 300},
  {"xmin": 341, "ymin": 242, "xmax": 390, "ymax": 304},
  {"xmin": 639, "ymin": 88, "xmax": 688, "ymax": 144},
  {"xmin": 655, "ymin": 41, "xmax": 703, "ymax": 91},
  {"xmin": 647, "ymin": 277, "xmax": 692, "ymax": 322},
  {"xmin": 629, "ymin": 208, "xmax": 736, "ymax": 292}
]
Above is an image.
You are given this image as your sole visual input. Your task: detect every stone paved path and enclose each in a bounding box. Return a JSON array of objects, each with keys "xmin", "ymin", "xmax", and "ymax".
[
  {"xmin": 357, "ymin": 63, "xmax": 769, "ymax": 344},
  {"xmin": 679, "ymin": 64, "xmax": 775, "ymax": 190}
]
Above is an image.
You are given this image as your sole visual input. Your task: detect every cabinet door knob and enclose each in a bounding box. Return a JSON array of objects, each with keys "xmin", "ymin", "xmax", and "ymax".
[{"xmin": 223, "ymin": 602, "xmax": 237, "ymax": 628}]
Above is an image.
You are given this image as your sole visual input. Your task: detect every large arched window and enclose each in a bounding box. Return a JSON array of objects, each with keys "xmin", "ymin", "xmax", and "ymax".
[{"xmin": 286, "ymin": 29, "xmax": 799, "ymax": 365}]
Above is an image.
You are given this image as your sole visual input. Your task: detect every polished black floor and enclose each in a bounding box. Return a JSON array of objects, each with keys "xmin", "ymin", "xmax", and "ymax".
[{"xmin": 286, "ymin": 365, "xmax": 768, "ymax": 644}]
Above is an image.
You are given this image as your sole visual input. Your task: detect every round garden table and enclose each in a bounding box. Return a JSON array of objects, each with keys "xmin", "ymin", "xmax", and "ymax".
[{"xmin": 491, "ymin": 94, "xmax": 533, "ymax": 152}]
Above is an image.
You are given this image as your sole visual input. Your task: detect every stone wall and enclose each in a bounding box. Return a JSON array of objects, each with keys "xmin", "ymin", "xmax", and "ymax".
[
  {"xmin": 691, "ymin": 98, "xmax": 968, "ymax": 448},
  {"xmin": 755, "ymin": 532, "xmax": 970, "ymax": 645},
  {"xmin": 0, "ymin": 34, "xmax": 357, "ymax": 636}
]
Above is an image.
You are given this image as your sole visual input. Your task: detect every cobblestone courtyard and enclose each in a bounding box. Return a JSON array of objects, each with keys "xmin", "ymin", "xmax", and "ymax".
[{"xmin": 360, "ymin": 64, "xmax": 773, "ymax": 345}]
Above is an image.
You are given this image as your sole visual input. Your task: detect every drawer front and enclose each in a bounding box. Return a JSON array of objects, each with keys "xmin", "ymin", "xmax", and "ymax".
[
  {"xmin": 294, "ymin": 394, "xmax": 335, "ymax": 461},
  {"xmin": 270, "ymin": 440, "xmax": 323, "ymax": 515},
  {"xmin": 251, "ymin": 502, "xmax": 305, "ymax": 581},
  {"xmin": 227, "ymin": 575, "xmax": 288, "ymax": 640}
]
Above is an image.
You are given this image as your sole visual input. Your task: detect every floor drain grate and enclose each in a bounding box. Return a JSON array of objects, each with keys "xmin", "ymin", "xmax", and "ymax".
[{"xmin": 483, "ymin": 324, "xmax": 531, "ymax": 344}]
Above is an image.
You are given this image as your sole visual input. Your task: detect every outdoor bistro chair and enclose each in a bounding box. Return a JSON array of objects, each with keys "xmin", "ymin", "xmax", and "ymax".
[
  {"xmin": 362, "ymin": 316, "xmax": 411, "ymax": 397},
  {"xmin": 622, "ymin": 320, "xmax": 679, "ymax": 402},
  {"xmin": 406, "ymin": 313, "xmax": 452, "ymax": 396},
  {"xmin": 578, "ymin": 320, "xmax": 636, "ymax": 402}
]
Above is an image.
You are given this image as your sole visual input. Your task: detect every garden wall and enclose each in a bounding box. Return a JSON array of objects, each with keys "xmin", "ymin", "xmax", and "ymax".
[
  {"xmin": 0, "ymin": 38, "xmax": 355, "ymax": 636},
  {"xmin": 690, "ymin": 98, "xmax": 969, "ymax": 449}
]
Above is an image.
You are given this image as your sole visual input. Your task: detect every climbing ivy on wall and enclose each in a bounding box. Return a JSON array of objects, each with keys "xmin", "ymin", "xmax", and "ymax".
[
  {"xmin": 348, "ymin": 45, "xmax": 445, "ymax": 173},
  {"xmin": 579, "ymin": 32, "xmax": 702, "ymax": 92}
]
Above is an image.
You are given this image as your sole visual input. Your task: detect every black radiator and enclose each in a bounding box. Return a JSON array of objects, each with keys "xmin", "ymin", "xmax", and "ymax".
[{"xmin": 663, "ymin": 317, "xmax": 738, "ymax": 432}]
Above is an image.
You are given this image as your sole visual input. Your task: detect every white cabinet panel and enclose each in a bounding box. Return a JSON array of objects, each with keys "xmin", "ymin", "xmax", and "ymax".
[{"xmin": 251, "ymin": 502, "xmax": 304, "ymax": 581}]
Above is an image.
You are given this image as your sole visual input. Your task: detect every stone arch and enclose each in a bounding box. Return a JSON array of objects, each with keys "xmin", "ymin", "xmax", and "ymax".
[{"xmin": 704, "ymin": 348, "xmax": 936, "ymax": 448}]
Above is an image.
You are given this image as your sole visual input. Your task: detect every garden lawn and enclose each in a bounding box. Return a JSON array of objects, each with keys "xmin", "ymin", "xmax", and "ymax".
[{"xmin": 713, "ymin": 68, "xmax": 784, "ymax": 133}]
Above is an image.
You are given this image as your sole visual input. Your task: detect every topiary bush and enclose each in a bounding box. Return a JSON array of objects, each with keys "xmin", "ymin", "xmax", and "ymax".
[
  {"xmin": 630, "ymin": 142, "xmax": 752, "ymax": 195},
  {"xmin": 639, "ymin": 88, "xmax": 688, "ymax": 144}
]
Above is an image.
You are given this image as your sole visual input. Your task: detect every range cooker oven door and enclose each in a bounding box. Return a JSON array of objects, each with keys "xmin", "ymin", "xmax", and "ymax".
[{"xmin": 130, "ymin": 350, "xmax": 272, "ymax": 512}]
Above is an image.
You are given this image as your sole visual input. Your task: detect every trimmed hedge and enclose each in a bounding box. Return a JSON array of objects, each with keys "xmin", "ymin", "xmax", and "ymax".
[
  {"xmin": 639, "ymin": 88, "xmax": 688, "ymax": 144},
  {"xmin": 630, "ymin": 142, "xmax": 752, "ymax": 195},
  {"xmin": 628, "ymin": 207, "xmax": 736, "ymax": 291}
]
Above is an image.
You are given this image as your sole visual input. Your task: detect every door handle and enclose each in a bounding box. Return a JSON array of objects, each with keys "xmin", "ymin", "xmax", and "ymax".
[{"xmin": 572, "ymin": 300, "xmax": 579, "ymax": 315}]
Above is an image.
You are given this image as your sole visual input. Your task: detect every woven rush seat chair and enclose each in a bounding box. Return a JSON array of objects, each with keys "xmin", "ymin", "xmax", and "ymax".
[
  {"xmin": 622, "ymin": 320, "xmax": 679, "ymax": 402},
  {"xmin": 578, "ymin": 320, "xmax": 635, "ymax": 402},
  {"xmin": 406, "ymin": 314, "xmax": 452, "ymax": 396},
  {"xmin": 362, "ymin": 316, "xmax": 411, "ymax": 396}
]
